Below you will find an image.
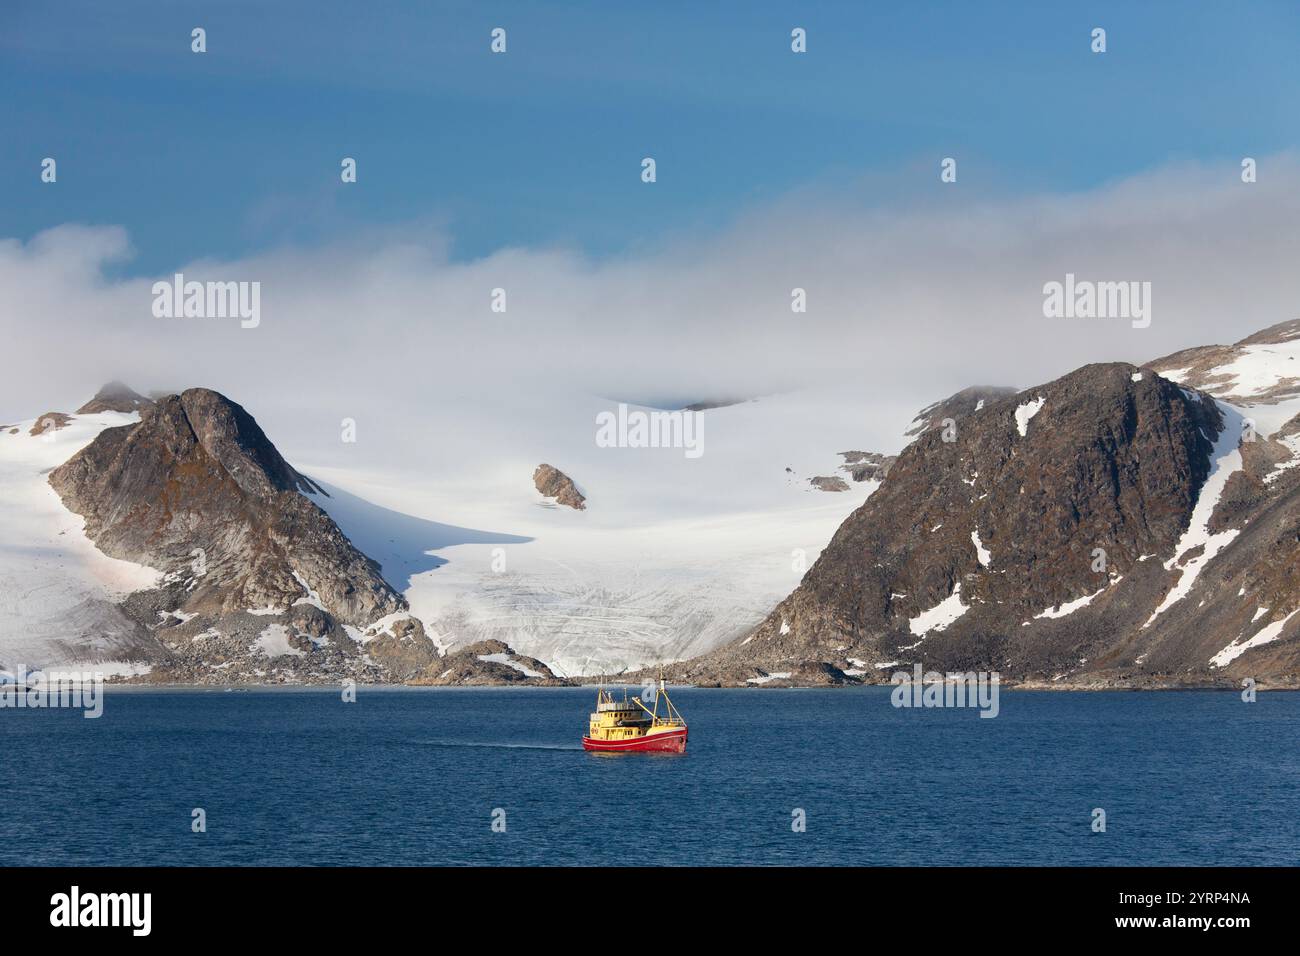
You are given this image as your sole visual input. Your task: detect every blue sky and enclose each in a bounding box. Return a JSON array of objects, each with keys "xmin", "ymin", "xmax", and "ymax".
[{"xmin": 4, "ymin": 0, "xmax": 1300, "ymax": 276}]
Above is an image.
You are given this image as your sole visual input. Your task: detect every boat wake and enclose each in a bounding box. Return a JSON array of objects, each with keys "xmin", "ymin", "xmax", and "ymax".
[{"xmin": 416, "ymin": 741, "xmax": 584, "ymax": 752}]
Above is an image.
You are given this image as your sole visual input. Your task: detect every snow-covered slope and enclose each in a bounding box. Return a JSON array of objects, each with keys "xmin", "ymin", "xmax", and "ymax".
[
  {"xmin": 0, "ymin": 412, "xmax": 161, "ymax": 672},
  {"xmin": 2, "ymin": 384, "xmax": 906, "ymax": 678},
  {"xmin": 15, "ymin": 321, "xmax": 1297, "ymax": 683},
  {"xmin": 303, "ymin": 387, "xmax": 899, "ymax": 675},
  {"xmin": 1147, "ymin": 319, "xmax": 1300, "ymax": 437}
]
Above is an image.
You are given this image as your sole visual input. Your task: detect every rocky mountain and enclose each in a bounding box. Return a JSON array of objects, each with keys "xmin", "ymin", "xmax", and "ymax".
[
  {"xmin": 28, "ymin": 386, "xmax": 553, "ymax": 685},
  {"xmin": 904, "ymin": 385, "xmax": 1018, "ymax": 439},
  {"xmin": 76, "ymin": 381, "xmax": 153, "ymax": 415},
  {"xmin": 670, "ymin": 339, "xmax": 1300, "ymax": 690}
]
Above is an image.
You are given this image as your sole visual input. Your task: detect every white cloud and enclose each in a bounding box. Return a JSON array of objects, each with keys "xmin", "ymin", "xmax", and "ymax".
[{"xmin": 3, "ymin": 154, "xmax": 1300, "ymax": 489}]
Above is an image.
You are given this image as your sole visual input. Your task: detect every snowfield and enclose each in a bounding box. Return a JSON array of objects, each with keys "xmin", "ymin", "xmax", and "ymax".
[
  {"xmin": 9, "ymin": 327, "xmax": 1299, "ymax": 680},
  {"xmin": 0, "ymin": 412, "xmax": 161, "ymax": 671},
  {"xmin": 303, "ymin": 388, "xmax": 901, "ymax": 676},
  {"xmin": 1197, "ymin": 334, "xmax": 1300, "ymax": 402},
  {"xmin": 253, "ymin": 623, "xmax": 304, "ymax": 659},
  {"xmin": 1, "ymin": 385, "xmax": 907, "ymax": 677},
  {"xmin": 1156, "ymin": 328, "xmax": 1300, "ymax": 438}
]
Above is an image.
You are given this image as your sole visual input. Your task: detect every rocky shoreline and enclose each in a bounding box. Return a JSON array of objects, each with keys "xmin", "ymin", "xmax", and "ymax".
[{"xmin": 98, "ymin": 673, "xmax": 1294, "ymax": 691}]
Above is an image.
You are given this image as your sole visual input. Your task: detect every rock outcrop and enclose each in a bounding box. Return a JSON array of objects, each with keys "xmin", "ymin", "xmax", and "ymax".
[
  {"xmin": 534, "ymin": 463, "xmax": 586, "ymax": 510},
  {"xmin": 410, "ymin": 639, "xmax": 570, "ymax": 685},
  {"xmin": 1145, "ymin": 319, "xmax": 1300, "ymax": 406},
  {"xmin": 682, "ymin": 398, "xmax": 748, "ymax": 412},
  {"xmin": 904, "ymin": 385, "xmax": 1018, "ymax": 439},
  {"xmin": 837, "ymin": 450, "xmax": 894, "ymax": 483},
  {"xmin": 809, "ymin": 476, "xmax": 850, "ymax": 492},
  {"xmin": 29, "ymin": 412, "xmax": 72, "ymax": 437},
  {"xmin": 76, "ymin": 382, "xmax": 154, "ymax": 415}
]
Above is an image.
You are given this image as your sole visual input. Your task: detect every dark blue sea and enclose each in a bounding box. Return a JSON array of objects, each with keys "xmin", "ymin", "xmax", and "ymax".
[{"xmin": 3, "ymin": 687, "xmax": 1297, "ymax": 866}]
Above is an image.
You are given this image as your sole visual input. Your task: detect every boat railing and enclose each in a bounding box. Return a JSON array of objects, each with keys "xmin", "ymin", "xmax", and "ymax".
[{"xmin": 652, "ymin": 716, "xmax": 686, "ymax": 727}]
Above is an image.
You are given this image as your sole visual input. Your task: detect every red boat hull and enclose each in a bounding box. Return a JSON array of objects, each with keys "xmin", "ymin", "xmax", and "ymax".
[{"xmin": 582, "ymin": 727, "xmax": 687, "ymax": 753}]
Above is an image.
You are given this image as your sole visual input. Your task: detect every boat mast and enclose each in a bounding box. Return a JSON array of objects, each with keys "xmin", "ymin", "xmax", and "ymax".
[{"xmin": 657, "ymin": 669, "xmax": 682, "ymax": 724}]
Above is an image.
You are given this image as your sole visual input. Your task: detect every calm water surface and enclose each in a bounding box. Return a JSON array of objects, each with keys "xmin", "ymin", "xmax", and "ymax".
[{"xmin": 3, "ymin": 686, "xmax": 1297, "ymax": 865}]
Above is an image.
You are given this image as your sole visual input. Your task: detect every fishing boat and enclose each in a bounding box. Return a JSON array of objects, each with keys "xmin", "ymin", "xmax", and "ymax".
[{"xmin": 582, "ymin": 675, "xmax": 687, "ymax": 753}]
